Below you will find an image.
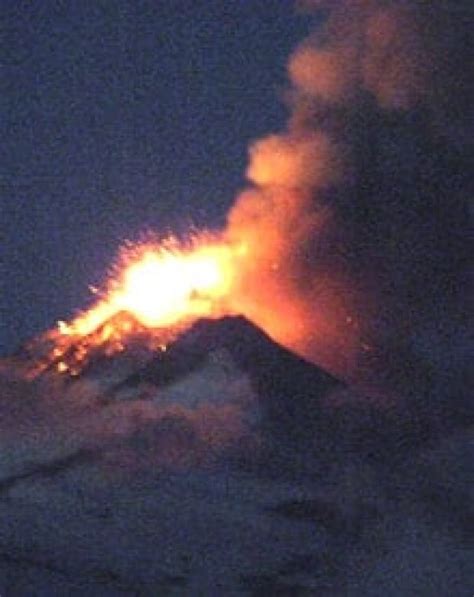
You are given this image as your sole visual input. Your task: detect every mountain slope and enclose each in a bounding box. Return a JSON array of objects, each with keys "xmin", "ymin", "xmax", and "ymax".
[{"xmin": 0, "ymin": 315, "xmax": 472, "ymax": 594}]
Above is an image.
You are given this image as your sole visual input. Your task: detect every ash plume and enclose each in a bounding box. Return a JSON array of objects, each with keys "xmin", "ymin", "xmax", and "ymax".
[{"xmin": 225, "ymin": 0, "xmax": 472, "ymax": 391}]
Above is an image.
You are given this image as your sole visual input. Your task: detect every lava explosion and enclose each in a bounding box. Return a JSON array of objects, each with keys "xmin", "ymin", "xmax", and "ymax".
[
  {"xmin": 26, "ymin": 235, "xmax": 245, "ymax": 378},
  {"xmin": 62, "ymin": 236, "xmax": 241, "ymax": 336}
]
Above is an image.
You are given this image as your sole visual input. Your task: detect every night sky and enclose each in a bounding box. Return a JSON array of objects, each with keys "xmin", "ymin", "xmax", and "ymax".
[{"xmin": 2, "ymin": 2, "xmax": 312, "ymax": 353}]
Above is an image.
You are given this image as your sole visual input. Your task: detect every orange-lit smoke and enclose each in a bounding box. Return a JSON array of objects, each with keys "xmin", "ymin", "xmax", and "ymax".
[
  {"xmin": 290, "ymin": 1, "xmax": 431, "ymax": 110},
  {"xmin": 220, "ymin": 0, "xmax": 454, "ymax": 380}
]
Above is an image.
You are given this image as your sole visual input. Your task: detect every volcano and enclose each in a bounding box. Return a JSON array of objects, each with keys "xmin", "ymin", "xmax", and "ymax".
[{"xmin": 0, "ymin": 315, "xmax": 472, "ymax": 594}]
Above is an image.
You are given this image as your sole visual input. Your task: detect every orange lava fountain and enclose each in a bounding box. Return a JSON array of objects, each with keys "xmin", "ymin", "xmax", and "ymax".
[
  {"xmin": 62, "ymin": 236, "xmax": 241, "ymax": 336},
  {"xmin": 27, "ymin": 234, "xmax": 246, "ymax": 378}
]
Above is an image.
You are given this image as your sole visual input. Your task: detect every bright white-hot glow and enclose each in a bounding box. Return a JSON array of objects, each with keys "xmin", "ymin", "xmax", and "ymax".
[
  {"xmin": 58, "ymin": 237, "xmax": 242, "ymax": 340},
  {"xmin": 115, "ymin": 248, "xmax": 226, "ymax": 326}
]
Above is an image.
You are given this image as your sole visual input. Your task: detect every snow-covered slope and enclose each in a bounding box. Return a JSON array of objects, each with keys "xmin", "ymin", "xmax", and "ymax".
[{"xmin": 0, "ymin": 317, "xmax": 472, "ymax": 595}]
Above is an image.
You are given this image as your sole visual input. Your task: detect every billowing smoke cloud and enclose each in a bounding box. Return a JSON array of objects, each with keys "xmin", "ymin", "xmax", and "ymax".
[
  {"xmin": 247, "ymin": 132, "xmax": 343, "ymax": 189},
  {"xmin": 225, "ymin": 0, "xmax": 471, "ymax": 390},
  {"xmin": 291, "ymin": 1, "xmax": 430, "ymax": 110}
]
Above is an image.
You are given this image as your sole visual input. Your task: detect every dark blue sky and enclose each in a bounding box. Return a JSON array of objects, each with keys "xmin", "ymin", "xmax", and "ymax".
[{"xmin": 2, "ymin": 2, "xmax": 312, "ymax": 352}]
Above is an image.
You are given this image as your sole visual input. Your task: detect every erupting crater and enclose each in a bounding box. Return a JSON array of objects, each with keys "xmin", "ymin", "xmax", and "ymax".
[{"xmin": 24, "ymin": 235, "xmax": 247, "ymax": 379}]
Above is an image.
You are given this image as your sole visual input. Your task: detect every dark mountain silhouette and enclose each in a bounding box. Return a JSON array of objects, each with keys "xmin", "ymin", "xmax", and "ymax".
[{"xmin": 110, "ymin": 315, "xmax": 342, "ymax": 437}]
